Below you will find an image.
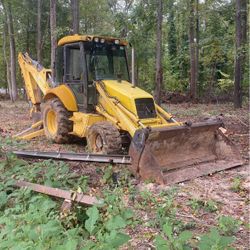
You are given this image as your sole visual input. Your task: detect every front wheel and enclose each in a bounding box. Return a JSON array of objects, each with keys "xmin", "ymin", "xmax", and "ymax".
[
  {"xmin": 87, "ymin": 122, "xmax": 122, "ymax": 154},
  {"xmin": 43, "ymin": 98, "xmax": 72, "ymax": 143}
]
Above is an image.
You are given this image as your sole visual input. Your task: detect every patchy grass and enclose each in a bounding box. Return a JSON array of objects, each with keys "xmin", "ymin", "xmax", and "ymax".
[{"xmin": 231, "ymin": 176, "xmax": 244, "ymax": 193}]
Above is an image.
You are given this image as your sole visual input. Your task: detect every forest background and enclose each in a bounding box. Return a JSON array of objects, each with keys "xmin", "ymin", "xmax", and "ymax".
[{"xmin": 0, "ymin": 0, "xmax": 248, "ymax": 108}]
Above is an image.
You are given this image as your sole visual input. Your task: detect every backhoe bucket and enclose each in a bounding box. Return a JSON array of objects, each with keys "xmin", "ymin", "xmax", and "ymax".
[{"xmin": 129, "ymin": 120, "xmax": 243, "ymax": 185}]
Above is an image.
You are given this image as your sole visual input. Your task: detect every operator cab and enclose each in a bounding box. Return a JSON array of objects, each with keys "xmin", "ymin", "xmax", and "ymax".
[{"xmin": 55, "ymin": 35, "xmax": 129, "ymax": 112}]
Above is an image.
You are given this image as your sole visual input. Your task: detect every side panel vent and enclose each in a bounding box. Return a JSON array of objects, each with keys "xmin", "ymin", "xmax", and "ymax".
[{"xmin": 135, "ymin": 98, "xmax": 156, "ymax": 119}]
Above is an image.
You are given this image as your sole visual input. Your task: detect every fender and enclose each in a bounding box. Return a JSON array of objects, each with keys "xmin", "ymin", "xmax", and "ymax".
[{"xmin": 44, "ymin": 84, "xmax": 78, "ymax": 111}]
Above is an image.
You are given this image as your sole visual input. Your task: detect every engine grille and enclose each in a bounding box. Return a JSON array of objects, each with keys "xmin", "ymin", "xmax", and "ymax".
[{"xmin": 135, "ymin": 98, "xmax": 157, "ymax": 119}]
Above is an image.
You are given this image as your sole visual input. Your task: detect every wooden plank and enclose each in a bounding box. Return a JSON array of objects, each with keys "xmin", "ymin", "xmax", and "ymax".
[{"xmin": 15, "ymin": 180, "xmax": 102, "ymax": 206}]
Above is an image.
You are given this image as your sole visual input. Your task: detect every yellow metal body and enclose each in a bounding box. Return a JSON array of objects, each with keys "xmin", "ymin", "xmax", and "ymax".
[
  {"xmin": 96, "ymin": 80, "xmax": 181, "ymax": 136},
  {"xmin": 70, "ymin": 112, "xmax": 105, "ymax": 137},
  {"xmin": 18, "ymin": 53, "xmax": 51, "ymax": 104},
  {"xmin": 17, "ymin": 36, "xmax": 181, "ymax": 141},
  {"xmin": 14, "ymin": 121, "xmax": 44, "ymax": 140},
  {"xmin": 58, "ymin": 34, "xmax": 128, "ymax": 46},
  {"xmin": 44, "ymin": 85, "xmax": 78, "ymax": 112}
]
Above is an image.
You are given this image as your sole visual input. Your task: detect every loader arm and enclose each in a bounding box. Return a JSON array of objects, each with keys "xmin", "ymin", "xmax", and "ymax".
[
  {"xmin": 94, "ymin": 81, "xmax": 242, "ymax": 184},
  {"xmin": 95, "ymin": 81, "xmax": 182, "ymax": 137}
]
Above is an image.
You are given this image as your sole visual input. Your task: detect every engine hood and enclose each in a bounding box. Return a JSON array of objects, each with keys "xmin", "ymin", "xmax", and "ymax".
[{"xmin": 101, "ymin": 80, "xmax": 154, "ymax": 116}]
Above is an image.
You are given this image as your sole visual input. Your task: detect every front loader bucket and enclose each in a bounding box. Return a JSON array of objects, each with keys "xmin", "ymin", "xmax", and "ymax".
[{"xmin": 129, "ymin": 120, "xmax": 243, "ymax": 185}]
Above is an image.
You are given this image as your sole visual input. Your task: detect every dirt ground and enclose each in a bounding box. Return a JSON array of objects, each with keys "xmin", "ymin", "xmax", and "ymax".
[{"xmin": 0, "ymin": 100, "xmax": 249, "ymax": 249}]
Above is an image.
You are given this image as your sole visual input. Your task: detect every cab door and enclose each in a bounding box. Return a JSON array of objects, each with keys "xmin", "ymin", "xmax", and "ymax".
[{"xmin": 63, "ymin": 42, "xmax": 86, "ymax": 111}]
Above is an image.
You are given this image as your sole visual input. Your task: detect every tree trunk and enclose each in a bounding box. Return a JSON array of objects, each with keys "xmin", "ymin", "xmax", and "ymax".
[
  {"xmin": 241, "ymin": 0, "xmax": 247, "ymax": 85},
  {"xmin": 71, "ymin": 0, "xmax": 79, "ymax": 34},
  {"xmin": 50, "ymin": 0, "xmax": 57, "ymax": 81},
  {"xmin": 6, "ymin": 1, "xmax": 18, "ymax": 101},
  {"xmin": 37, "ymin": 0, "xmax": 42, "ymax": 63},
  {"xmin": 189, "ymin": 0, "xmax": 197, "ymax": 100},
  {"xmin": 154, "ymin": 0, "xmax": 163, "ymax": 105},
  {"xmin": 2, "ymin": 21, "xmax": 12, "ymax": 101},
  {"xmin": 26, "ymin": 16, "xmax": 30, "ymax": 53},
  {"xmin": 195, "ymin": 0, "xmax": 199, "ymax": 96},
  {"xmin": 234, "ymin": 0, "xmax": 247, "ymax": 108}
]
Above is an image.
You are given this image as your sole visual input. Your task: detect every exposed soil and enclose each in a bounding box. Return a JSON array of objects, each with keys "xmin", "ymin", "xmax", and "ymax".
[{"xmin": 0, "ymin": 100, "xmax": 249, "ymax": 249}]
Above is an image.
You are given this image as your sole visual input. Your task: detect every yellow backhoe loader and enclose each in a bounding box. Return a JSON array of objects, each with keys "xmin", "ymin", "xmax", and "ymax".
[{"xmin": 17, "ymin": 34, "xmax": 242, "ymax": 184}]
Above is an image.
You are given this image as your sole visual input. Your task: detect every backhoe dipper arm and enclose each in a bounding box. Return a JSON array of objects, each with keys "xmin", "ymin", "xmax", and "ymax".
[{"xmin": 18, "ymin": 52, "xmax": 52, "ymax": 106}]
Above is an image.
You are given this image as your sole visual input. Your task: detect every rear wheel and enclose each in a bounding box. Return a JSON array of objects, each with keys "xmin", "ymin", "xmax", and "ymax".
[
  {"xmin": 87, "ymin": 122, "xmax": 122, "ymax": 154},
  {"xmin": 43, "ymin": 98, "xmax": 72, "ymax": 143}
]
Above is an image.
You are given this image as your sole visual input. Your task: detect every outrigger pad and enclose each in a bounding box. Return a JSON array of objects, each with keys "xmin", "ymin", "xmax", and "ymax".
[
  {"xmin": 129, "ymin": 120, "xmax": 243, "ymax": 185},
  {"xmin": 13, "ymin": 120, "xmax": 44, "ymax": 140}
]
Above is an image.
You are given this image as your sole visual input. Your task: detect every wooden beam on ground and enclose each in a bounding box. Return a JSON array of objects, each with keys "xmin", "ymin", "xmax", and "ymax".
[{"xmin": 14, "ymin": 180, "xmax": 102, "ymax": 206}]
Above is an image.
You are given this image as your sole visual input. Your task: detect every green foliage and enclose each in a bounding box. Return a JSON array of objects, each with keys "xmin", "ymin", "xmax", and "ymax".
[
  {"xmin": 0, "ymin": 192, "xmax": 77, "ymax": 250},
  {"xmin": 218, "ymin": 215, "xmax": 241, "ymax": 236},
  {"xmin": 101, "ymin": 165, "xmax": 114, "ymax": 184},
  {"xmin": 217, "ymin": 71, "xmax": 234, "ymax": 91},
  {"xmin": 155, "ymin": 221, "xmax": 193, "ymax": 250},
  {"xmin": 188, "ymin": 198, "xmax": 218, "ymax": 213},
  {"xmin": 1, "ymin": 0, "xmax": 248, "ymax": 100},
  {"xmin": 0, "ymin": 142, "xmax": 131, "ymax": 250},
  {"xmin": 230, "ymin": 177, "xmax": 243, "ymax": 193},
  {"xmin": 85, "ymin": 206, "xmax": 99, "ymax": 234},
  {"xmin": 198, "ymin": 228, "xmax": 235, "ymax": 250},
  {"xmin": 81, "ymin": 188, "xmax": 133, "ymax": 249}
]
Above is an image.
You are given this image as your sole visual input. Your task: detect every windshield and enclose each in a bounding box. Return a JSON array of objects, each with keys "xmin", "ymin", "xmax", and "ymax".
[{"xmin": 85, "ymin": 42, "xmax": 129, "ymax": 81}]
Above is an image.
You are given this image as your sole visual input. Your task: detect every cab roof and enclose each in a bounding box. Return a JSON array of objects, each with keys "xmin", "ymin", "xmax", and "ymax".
[{"xmin": 58, "ymin": 34, "xmax": 128, "ymax": 46}]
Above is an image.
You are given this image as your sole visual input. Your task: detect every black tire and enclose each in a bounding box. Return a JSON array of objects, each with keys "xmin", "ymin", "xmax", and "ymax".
[
  {"xmin": 87, "ymin": 121, "xmax": 122, "ymax": 154},
  {"xmin": 43, "ymin": 98, "xmax": 72, "ymax": 143}
]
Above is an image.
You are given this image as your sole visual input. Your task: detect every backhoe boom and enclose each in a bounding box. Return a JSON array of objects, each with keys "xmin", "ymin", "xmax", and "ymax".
[{"xmin": 18, "ymin": 53, "xmax": 52, "ymax": 106}]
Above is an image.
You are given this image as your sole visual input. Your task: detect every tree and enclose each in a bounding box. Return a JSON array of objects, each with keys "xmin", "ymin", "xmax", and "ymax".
[
  {"xmin": 3, "ymin": 0, "xmax": 18, "ymax": 101},
  {"xmin": 195, "ymin": 0, "xmax": 199, "ymax": 95},
  {"xmin": 154, "ymin": 0, "xmax": 163, "ymax": 105},
  {"xmin": 167, "ymin": 0, "xmax": 177, "ymax": 61},
  {"xmin": 37, "ymin": 0, "xmax": 42, "ymax": 63},
  {"xmin": 0, "ymin": 0, "xmax": 246, "ymax": 104},
  {"xmin": 234, "ymin": 0, "xmax": 247, "ymax": 108},
  {"xmin": 50, "ymin": 0, "xmax": 57, "ymax": 80},
  {"xmin": 71, "ymin": 0, "xmax": 79, "ymax": 34},
  {"xmin": 189, "ymin": 0, "xmax": 197, "ymax": 100},
  {"xmin": 2, "ymin": 21, "xmax": 11, "ymax": 99}
]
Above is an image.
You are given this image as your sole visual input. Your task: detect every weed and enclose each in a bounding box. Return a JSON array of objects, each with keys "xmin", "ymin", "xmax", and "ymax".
[
  {"xmin": 218, "ymin": 215, "xmax": 241, "ymax": 236},
  {"xmin": 155, "ymin": 196, "xmax": 176, "ymax": 227},
  {"xmin": 0, "ymin": 136, "xmax": 27, "ymax": 148},
  {"xmin": 155, "ymin": 221, "xmax": 193, "ymax": 250},
  {"xmin": 188, "ymin": 198, "xmax": 218, "ymax": 213},
  {"xmin": 231, "ymin": 177, "xmax": 243, "ymax": 192},
  {"xmin": 101, "ymin": 165, "xmax": 114, "ymax": 184},
  {"xmin": 188, "ymin": 198, "xmax": 203, "ymax": 211},
  {"xmin": 80, "ymin": 188, "xmax": 133, "ymax": 248},
  {"xmin": 203, "ymin": 200, "xmax": 218, "ymax": 213},
  {"xmin": 198, "ymin": 228, "xmax": 235, "ymax": 250}
]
